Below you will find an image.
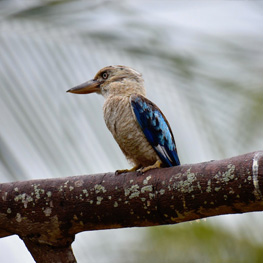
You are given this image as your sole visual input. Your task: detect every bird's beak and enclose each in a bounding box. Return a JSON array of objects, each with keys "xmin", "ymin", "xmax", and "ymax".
[{"xmin": 67, "ymin": 79, "xmax": 101, "ymax": 94}]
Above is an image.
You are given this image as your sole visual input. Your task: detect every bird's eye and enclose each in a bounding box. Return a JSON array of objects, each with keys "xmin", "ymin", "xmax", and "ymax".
[{"xmin": 102, "ymin": 72, "xmax": 108, "ymax": 79}]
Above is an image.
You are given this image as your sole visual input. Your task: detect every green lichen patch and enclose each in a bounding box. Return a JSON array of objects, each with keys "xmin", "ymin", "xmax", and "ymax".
[
  {"xmin": 125, "ymin": 184, "xmax": 140, "ymax": 199},
  {"xmin": 94, "ymin": 184, "xmax": 107, "ymax": 194},
  {"xmin": 96, "ymin": 196, "xmax": 103, "ymax": 205},
  {"xmin": 141, "ymin": 185, "xmax": 153, "ymax": 193}
]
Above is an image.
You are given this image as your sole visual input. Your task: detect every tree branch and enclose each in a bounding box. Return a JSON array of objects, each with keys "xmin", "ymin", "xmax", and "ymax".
[{"xmin": 0, "ymin": 151, "xmax": 262, "ymax": 262}]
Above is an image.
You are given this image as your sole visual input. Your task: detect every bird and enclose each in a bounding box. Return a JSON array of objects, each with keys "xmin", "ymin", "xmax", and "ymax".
[{"xmin": 67, "ymin": 65, "xmax": 180, "ymax": 173}]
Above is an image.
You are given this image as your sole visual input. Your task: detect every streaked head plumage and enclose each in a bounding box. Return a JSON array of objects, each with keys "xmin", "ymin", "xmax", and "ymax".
[
  {"xmin": 68, "ymin": 65, "xmax": 145, "ymax": 97},
  {"xmin": 94, "ymin": 65, "xmax": 142, "ymax": 83}
]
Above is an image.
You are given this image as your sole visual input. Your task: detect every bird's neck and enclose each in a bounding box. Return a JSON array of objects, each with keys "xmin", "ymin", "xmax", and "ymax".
[{"xmin": 102, "ymin": 79, "xmax": 146, "ymax": 99}]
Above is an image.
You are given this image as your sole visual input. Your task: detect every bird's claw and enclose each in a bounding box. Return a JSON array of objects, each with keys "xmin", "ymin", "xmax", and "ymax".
[
  {"xmin": 140, "ymin": 160, "xmax": 162, "ymax": 173},
  {"xmin": 115, "ymin": 160, "xmax": 162, "ymax": 175},
  {"xmin": 115, "ymin": 169, "xmax": 128, "ymax": 175},
  {"xmin": 115, "ymin": 165, "xmax": 142, "ymax": 175}
]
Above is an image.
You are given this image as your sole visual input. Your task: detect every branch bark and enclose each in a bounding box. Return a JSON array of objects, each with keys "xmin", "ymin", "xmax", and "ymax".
[{"xmin": 0, "ymin": 151, "xmax": 263, "ymax": 262}]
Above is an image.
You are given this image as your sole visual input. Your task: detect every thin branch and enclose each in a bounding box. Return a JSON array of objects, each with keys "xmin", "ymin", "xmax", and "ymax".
[{"xmin": 0, "ymin": 151, "xmax": 262, "ymax": 262}]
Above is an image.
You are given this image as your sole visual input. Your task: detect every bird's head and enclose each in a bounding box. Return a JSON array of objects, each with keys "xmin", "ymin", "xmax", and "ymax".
[{"xmin": 67, "ymin": 65, "xmax": 145, "ymax": 98}]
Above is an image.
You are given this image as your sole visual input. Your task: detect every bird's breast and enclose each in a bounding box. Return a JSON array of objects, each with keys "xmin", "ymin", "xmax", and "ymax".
[{"xmin": 103, "ymin": 96, "xmax": 159, "ymax": 166}]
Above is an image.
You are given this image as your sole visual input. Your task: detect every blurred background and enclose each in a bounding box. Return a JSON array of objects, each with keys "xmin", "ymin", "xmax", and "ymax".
[{"xmin": 0, "ymin": 0, "xmax": 263, "ymax": 262}]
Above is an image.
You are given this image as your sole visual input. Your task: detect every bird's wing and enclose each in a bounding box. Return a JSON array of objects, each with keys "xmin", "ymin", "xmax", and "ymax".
[{"xmin": 130, "ymin": 94, "xmax": 180, "ymax": 167}]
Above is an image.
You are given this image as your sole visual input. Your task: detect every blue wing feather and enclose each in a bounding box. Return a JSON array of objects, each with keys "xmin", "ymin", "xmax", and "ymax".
[{"xmin": 130, "ymin": 94, "xmax": 180, "ymax": 167}]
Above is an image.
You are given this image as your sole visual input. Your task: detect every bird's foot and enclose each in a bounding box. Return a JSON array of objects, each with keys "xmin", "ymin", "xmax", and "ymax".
[
  {"xmin": 140, "ymin": 160, "xmax": 162, "ymax": 173},
  {"xmin": 115, "ymin": 165, "xmax": 142, "ymax": 175}
]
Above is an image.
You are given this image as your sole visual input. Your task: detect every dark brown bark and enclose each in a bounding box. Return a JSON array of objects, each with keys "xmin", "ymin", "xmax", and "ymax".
[
  {"xmin": 22, "ymin": 237, "xmax": 76, "ymax": 263},
  {"xmin": 0, "ymin": 151, "xmax": 262, "ymax": 262}
]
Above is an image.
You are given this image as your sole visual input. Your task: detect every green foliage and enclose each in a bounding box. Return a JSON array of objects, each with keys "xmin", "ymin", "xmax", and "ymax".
[{"xmin": 138, "ymin": 222, "xmax": 263, "ymax": 263}]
